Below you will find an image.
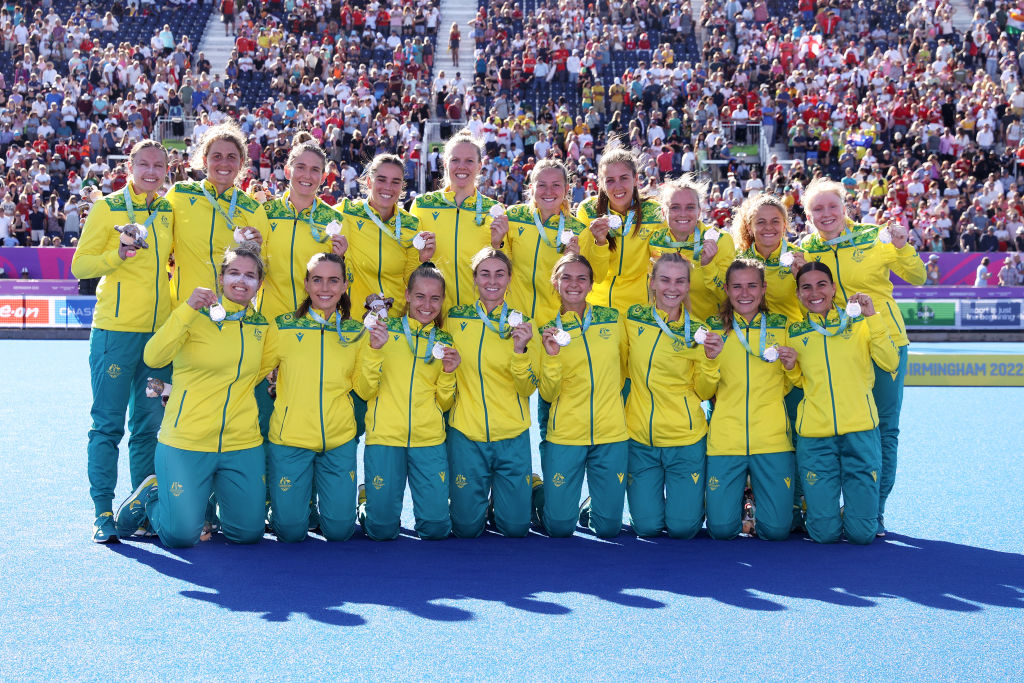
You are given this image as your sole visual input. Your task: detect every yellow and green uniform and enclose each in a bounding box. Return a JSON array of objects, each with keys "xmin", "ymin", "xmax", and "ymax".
[
  {"xmin": 261, "ymin": 310, "xmax": 364, "ymax": 542},
  {"xmin": 649, "ymin": 222, "xmax": 736, "ymax": 320},
  {"xmin": 142, "ymin": 300, "xmax": 270, "ymax": 548},
  {"xmin": 411, "ymin": 189, "xmax": 500, "ymax": 310},
  {"xmin": 537, "ymin": 306, "xmax": 628, "ymax": 538},
  {"xmin": 787, "ymin": 310, "xmax": 899, "ymax": 544},
  {"xmin": 445, "ymin": 301, "xmax": 541, "ymax": 538},
  {"xmin": 503, "ymin": 204, "xmax": 609, "ymax": 324},
  {"xmin": 166, "ymin": 180, "xmax": 271, "ymax": 307},
  {"xmin": 623, "ymin": 304, "xmax": 709, "ymax": 538},
  {"xmin": 576, "ymin": 197, "xmax": 666, "ymax": 312},
  {"xmin": 698, "ymin": 311, "xmax": 796, "ymax": 541},
  {"xmin": 338, "ymin": 197, "xmax": 422, "ymax": 312},
  {"xmin": 801, "ymin": 219, "xmax": 926, "ymax": 529},
  {"xmin": 738, "ymin": 242, "xmax": 804, "ymax": 321},
  {"xmin": 72, "ymin": 183, "xmax": 174, "ymax": 517},
  {"xmin": 356, "ymin": 316, "xmax": 455, "ymax": 540},
  {"xmin": 258, "ymin": 195, "xmax": 345, "ymax": 319}
]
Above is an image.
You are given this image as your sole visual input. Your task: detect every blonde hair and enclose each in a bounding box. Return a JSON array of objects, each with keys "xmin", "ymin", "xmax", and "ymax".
[
  {"xmin": 286, "ymin": 131, "xmax": 327, "ymax": 169},
  {"xmin": 649, "ymin": 252, "xmax": 692, "ymax": 311},
  {"xmin": 659, "ymin": 172, "xmax": 711, "ymax": 210},
  {"xmin": 128, "ymin": 139, "xmax": 168, "ymax": 164},
  {"xmin": 732, "ymin": 193, "xmax": 790, "ymax": 252},
  {"xmin": 192, "ymin": 120, "xmax": 249, "ymax": 175},
  {"xmin": 802, "ymin": 177, "xmax": 848, "ymax": 229},
  {"xmin": 527, "ymin": 159, "xmax": 573, "ymax": 218}
]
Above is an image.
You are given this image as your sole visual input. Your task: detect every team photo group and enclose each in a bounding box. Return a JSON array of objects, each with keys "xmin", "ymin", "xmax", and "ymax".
[{"xmin": 76, "ymin": 119, "xmax": 924, "ymax": 551}]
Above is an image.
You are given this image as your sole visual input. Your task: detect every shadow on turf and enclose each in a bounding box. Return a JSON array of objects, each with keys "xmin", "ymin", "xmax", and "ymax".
[{"xmin": 111, "ymin": 529, "xmax": 1024, "ymax": 625}]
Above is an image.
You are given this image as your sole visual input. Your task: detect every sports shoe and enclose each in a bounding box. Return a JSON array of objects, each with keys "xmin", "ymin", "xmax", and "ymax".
[
  {"xmin": 92, "ymin": 512, "xmax": 119, "ymax": 543},
  {"xmin": 530, "ymin": 475, "xmax": 544, "ymax": 528},
  {"xmin": 740, "ymin": 486, "xmax": 756, "ymax": 537},
  {"xmin": 876, "ymin": 515, "xmax": 886, "ymax": 538},
  {"xmin": 357, "ymin": 483, "xmax": 366, "ymax": 507},
  {"xmin": 578, "ymin": 496, "xmax": 592, "ymax": 528},
  {"xmin": 530, "ymin": 473, "xmax": 543, "ymax": 490},
  {"xmin": 114, "ymin": 475, "xmax": 158, "ymax": 537}
]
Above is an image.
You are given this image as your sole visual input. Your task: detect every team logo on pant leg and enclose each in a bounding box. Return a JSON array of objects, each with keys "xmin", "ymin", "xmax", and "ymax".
[
  {"xmin": 455, "ymin": 474, "xmax": 467, "ymax": 488},
  {"xmin": 552, "ymin": 473, "xmax": 565, "ymax": 487},
  {"xmin": 705, "ymin": 475, "xmax": 716, "ymax": 490},
  {"xmin": 616, "ymin": 472, "xmax": 624, "ymax": 484},
  {"xmin": 372, "ymin": 475, "xmax": 385, "ymax": 490},
  {"xmin": 806, "ymin": 471, "xmax": 818, "ymax": 486},
  {"xmin": 871, "ymin": 470, "xmax": 877, "ymax": 482},
  {"xmin": 349, "ymin": 471, "xmax": 355, "ymax": 481},
  {"xmin": 784, "ymin": 477, "xmax": 791, "ymax": 489},
  {"xmin": 107, "ymin": 363, "xmax": 122, "ymax": 379},
  {"xmin": 170, "ymin": 481, "xmax": 183, "ymax": 497},
  {"xmin": 279, "ymin": 477, "xmax": 292, "ymax": 492},
  {"xmin": 439, "ymin": 471, "xmax": 446, "ymax": 482}
]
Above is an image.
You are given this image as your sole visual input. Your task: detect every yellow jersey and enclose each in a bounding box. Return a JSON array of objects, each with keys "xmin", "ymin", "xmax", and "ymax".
[
  {"xmin": 800, "ymin": 220, "xmax": 926, "ymax": 346},
  {"xmin": 787, "ymin": 310, "xmax": 900, "ymax": 438},
  {"xmin": 411, "ymin": 190, "xmax": 499, "ymax": 310},
  {"xmin": 71, "ymin": 182, "xmax": 174, "ymax": 333},
  {"xmin": 538, "ymin": 305, "xmax": 628, "ymax": 446},
  {"xmin": 257, "ymin": 196, "xmax": 345, "ymax": 319},
  {"xmin": 445, "ymin": 301, "xmax": 541, "ymax": 442},
  {"xmin": 503, "ymin": 203, "xmax": 610, "ymax": 324},
  {"xmin": 338, "ymin": 197, "xmax": 422, "ymax": 313},
  {"xmin": 144, "ymin": 300, "xmax": 269, "ymax": 452},
  {"xmin": 262, "ymin": 310, "xmax": 364, "ymax": 452},
  {"xmin": 576, "ymin": 197, "xmax": 666, "ymax": 312},
  {"xmin": 623, "ymin": 304, "xmax": 709, "ymax": 447},
  {"xmin": 356, "ymin": 315, "xmax": 456, "ymax": 447},
  {"xmin": 166, "ymin": 180, "xmax": 271, "ymax": 307},
  {"xmin": 649, "ymin": 222, "xmax": 736, "ymax": 320},
  {"xmin": 697, "ymin": 312, "xmax": 794, "ymax": 456}
]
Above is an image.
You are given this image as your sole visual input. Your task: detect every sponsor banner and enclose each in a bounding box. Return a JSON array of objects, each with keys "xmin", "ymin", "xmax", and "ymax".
[
  {"xmin": 0, "ymin": 295, "xmax": 96, "ymax": 328},
  {"xmin": 906, "ymin": 352, "xmax": 1024, "ymax": 386},
  {"xmin": 897, "ymin": 300, "xmax": 957, "ymax": 328},
  {"xmin": 0, "ymin": 297, "xmax": 53, "ymax": 327},
  {"xmin": 959, "ymin": 300, "xmax": 1024, "ymax": 328},
  {"xmin": 55, "ymin": 296, "xmax": 96, "ymax": 327},
  {"xmin": 893, "ymin": 285, "xmax": 1024, "ymax": 300}
]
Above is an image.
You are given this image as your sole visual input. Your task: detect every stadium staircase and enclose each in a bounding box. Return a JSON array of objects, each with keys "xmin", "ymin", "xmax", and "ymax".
[
  {"xmin": 198, "ymin": 11, "xmax": 236, "ymax": 80},
  {"xmin": 950, "ymin": 0, "xmax": 974, "ymax": 31},
  {"xmin": 434, "ymin": 0, "xmax": 477, "ymax": 83}
]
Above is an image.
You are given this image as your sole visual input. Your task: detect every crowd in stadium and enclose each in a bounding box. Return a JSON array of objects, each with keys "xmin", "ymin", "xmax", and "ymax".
[{"xmin": 2, "ymin": 0, "xmax": 1024, "ymax": 271}]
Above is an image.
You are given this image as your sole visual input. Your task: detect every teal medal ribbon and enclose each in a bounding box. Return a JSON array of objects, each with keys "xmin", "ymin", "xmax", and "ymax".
[
  {"xmin": 199, "ymin": 182, "xmax": 240, "ymax": 231},
  {"xmin": 532, "ymin": 210, "xmax": 568, "ymax": 250},
  {"xmin": 651, "ymin": 306, "xmax": 693, "ymax": 345},
  {"xmin": 122, "ymin": 184, "xmax": 160, "ymax": 232},
  {"xmin": 732, "ymin": 313, "xmax": 771, "ymax": 360},
  {"xmin": 401, "ymin": 315, "xmax": 437, "ymax": 362},
  {"xmin": 285, "ymin": 192, "xmax": 321, "ymax": 242},
  {"xmin": 443, "ymin": 191, "xmax": 485, "ymax": 226},
  {"xmin": 475, "ymin": 300, "xmax": 511, "ymax": 337},
  {"xmin": 309, "ymin": 308, "xmax": 364, "ymax": 345},
  {"xmin": 807, "ymin": 307, "xmax": 851, "ymax": 337},
  {"xmin": 661, "ymin": 223, "xmax": 704, "ymax": 260},
  {"xmin": 556, "ymin": 306, "xmax": 593, "ymax": 338},
  {"xmin": 363, "ymin": 200, "xmax": 402, "ymax": 242}
]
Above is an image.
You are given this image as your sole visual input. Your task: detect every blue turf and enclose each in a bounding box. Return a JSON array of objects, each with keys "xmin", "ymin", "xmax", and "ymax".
[{"xmin": 0, "ymin": 340, "xmax": 1021, "ymax": 680}]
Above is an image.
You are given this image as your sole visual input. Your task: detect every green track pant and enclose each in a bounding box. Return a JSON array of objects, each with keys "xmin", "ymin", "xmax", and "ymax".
[
  {"xmin": 87, "ymin": 328, "xmax": 170, "ymax": 515},
  {"xmin": 706, "ymin": 451, "xmax": 795, "ymax": 541},
  {"xmin": 361, "ymin": 443, "xmax": 451, "ymax": 541},
  {"xmin": 627, "ymin": 438, "xmax": 706, "ymax": 539},
  {"xmin": 447, "ymin": 428, "xmax": 532, "ymax": 538},
  {"xmin": 797, "ymin": 429, "xmax": 881, "ymax": 545},
  {"xmin": 148, "ymin": 443, "xmax": 265, "ymax": 548},
  {"xmin": 266, "ymin": 439, "xmax": 357, "ymax": 542},
  {"xmin": 539, "ymin": 441, "xmax": 628, "ymax": 538}
]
